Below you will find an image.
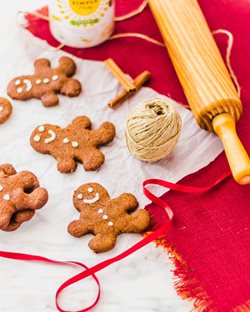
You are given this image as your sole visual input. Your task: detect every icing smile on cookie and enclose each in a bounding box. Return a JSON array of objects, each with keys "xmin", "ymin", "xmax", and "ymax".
[
  {"xmin": 33, "ymin": 126, "xmax": 57, "ymax": 144},
  {"xmin": 78, "ymin": 187, "xmax": 100, "ymax": 204},
  {"xmin": 83, "ymin": 192, "xmax": 100, "ymax": 204},
  {"xmin": 15, "ymin": 79, "xmax": 33, "ymax": 93}
]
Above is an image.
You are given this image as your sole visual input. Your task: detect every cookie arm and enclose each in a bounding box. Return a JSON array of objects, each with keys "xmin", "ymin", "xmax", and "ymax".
[
  {"xmin": 58, "ymin": 56, "xmax": 77, "ymax": 77},
  {"xmin": 114, "ymin": 193, "xmax": 139, "ymax": 213},
  {"xmin": 68, "ymin": 220, "xmax": 90, "ymax": 237},
  {"xmin": 67, "ymin": 116, "xmax": 91, "ymax": 131},
  {"xmin": 93, "ymin": 122, "xmax": 116, "ymax": 146},
  {"xmin": 34, "ymin": 58, "xmax": 51, "ymax": 73},
  {"xmin": 124, "ymin": 209, "xmax": 150, "ymax": 233}
]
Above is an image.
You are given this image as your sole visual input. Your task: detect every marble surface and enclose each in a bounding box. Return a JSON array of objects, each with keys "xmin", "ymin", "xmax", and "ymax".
[{"xmin": 0, "ymin": 2, "xmax": 223, "ymax": 312}]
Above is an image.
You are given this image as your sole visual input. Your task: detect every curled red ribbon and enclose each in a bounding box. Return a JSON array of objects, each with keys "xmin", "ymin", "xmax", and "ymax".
[{"xmin": 0, "ymin": 172, "xmax": 231, "ymax": 312}]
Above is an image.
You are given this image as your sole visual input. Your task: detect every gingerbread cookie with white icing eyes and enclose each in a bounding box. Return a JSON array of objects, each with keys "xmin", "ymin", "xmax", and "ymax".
[
  {"xmin": 30, "ymin": 116, "xmax": 116, "ymax": 173},
  {"xmin": 0, "ymin": 97, "xmax": 12, "ymax": 124},
  {"xmin": 68, "ymin": 183, "xmax": 151, "ymax": 253},
  {"xmin": 0, "ymin": 164, "xmax": 48, "ymax": 231},
  {"xmin": 7, "ymin": 56, "xmax": 81, "ymax": 107}
]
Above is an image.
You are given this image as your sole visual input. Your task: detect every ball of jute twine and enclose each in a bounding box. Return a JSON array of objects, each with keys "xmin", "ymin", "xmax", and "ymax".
[{"xmin": 125, "ymin": 98, "xmax": 182, "ymax": 162}]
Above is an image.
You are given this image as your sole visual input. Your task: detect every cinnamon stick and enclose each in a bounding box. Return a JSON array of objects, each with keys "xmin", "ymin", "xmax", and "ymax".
[
  {"xmin": 108, "ymin": 71, "xmax": 151, "ymax": 109},
  {"xmin": 105, "ymin": 58, "xmax": 136, "ymax": 92}
]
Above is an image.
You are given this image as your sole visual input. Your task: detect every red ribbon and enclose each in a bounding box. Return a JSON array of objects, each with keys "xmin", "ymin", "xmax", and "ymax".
[{"xmin": 0, "ymin": 172, "xmax": 231, "ymax": 312}]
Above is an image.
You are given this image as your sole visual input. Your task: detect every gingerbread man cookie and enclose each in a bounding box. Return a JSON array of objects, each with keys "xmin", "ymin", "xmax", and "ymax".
[
  {"xmin": 0, "ymin": 97, "xmax": 12, "ymax": 124},
  {"xmin": 0, "ymin": 164, "xmax": 48, "ymax": 231},
  {"xmin": 30, "ymin": 116, "xmax": 116, "ymax": 173},
  {"xmin": 7, "ymin": 56, "xmax": 81, "ymax": 107},
  {"xmin": 68, "ymin": 183, "xmax": 150, "ymax": 253}
]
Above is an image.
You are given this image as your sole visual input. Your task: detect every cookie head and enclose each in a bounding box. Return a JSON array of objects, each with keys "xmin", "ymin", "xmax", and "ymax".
[
  {"xmin": 30, "ymin": 124, "xmax": 60, "ymax": 152},
  {"xmin": 0, "ymin": 97, "xmax": 12, "ymax": 124},
  {"xmin": 73, "ymin": 183, "xmax": 110, "ymax": 211},
  {"xmin": 7, "ymin": 77, "xmax": 33, "ymax": 100}
]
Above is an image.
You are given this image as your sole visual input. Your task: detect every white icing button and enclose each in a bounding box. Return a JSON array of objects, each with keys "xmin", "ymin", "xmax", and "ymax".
[
  {"xmin": 17, "ymin": 87, "xmax": 23, "ymax": 94},
  {"xmin": 36, "ymin": 79, "xmax": 41, "ymax": 85},
  {"xmin": 34, "ymin": 135, "xmax": 41, "ymax": 142},
  {"xmin": 103, "ymin": 215, "xmax": 108, "ymax": 220},
  {"xmin": 88, "ymin": 187, "xmax": 93, "ymax": 193},
  {"xmin": 52, "ymin": 75, "xmax": 59, "ymax": 81},
  {"xmin": 77, "ymin": 194, "xmax": 83, "ymax": 200},
  {"xmin": 43, "ymin": 78, "xmax": 49, "ymax": 84},
  {"xmin": 108, "ymin": 221, "xmax": 114, "ymax": 227},
  {"xmin": 3, "ymin": 194, "xmax": 10, "ymax": 201},
  {"xmin": 98, "ymin": 209, "xmax": 103, "ymax": 214},
  {"xmin": 15, "ymin": 79, "xmax": 21, "ymax": 86},
  {"xmin": 0, "ymin": 106, "xmax": 3, "ymax": 112},
  {"xmin": 72, "ymin": 141, "xmax": 79, "ymax": 148},
  {"xmin": 38, "ymin": 126, "xmax": 45, "ymax": 132},
  {"xmin": 45, "ymin": 130, "xmax": 56, "ymax": 144},
  {"xmin": 63, "ymin": 138, "xmax": 70, "ymax": 144},
  {"xmin": 0, "ymin": 185, "xmax": 3, "ymax": 191}
]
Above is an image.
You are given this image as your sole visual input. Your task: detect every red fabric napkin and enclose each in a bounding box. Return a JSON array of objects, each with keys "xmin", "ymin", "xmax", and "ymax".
[{"xmin": 24, "ymin": 1, "xmax": 250, "ymax": 311}]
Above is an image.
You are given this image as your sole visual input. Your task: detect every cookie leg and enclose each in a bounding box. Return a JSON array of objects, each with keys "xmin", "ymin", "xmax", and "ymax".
[
  {"xmin": 41, "ymin": 92, "xmax": 59, "ymax": 107},
  {"xmin": 0, "ymin": 164, "xmax": 16, "ymax": 177},
  {"xmin": 4, "ymin": 210, "xmax": 36, "ymax": 232},
  {"xmin": 15, "ymin": 187, "xmax": 48, "ymax": 210},
  {"xmin": 89, "ymin": 233, "xmax": 117, "ymax": 253},
  {"xmin": 2, "ymin": 220, "xmax": 21, "ymax": 232},
  {"xmin": 68, "ymin": 220, "xmax": 90, "ymax": 237},
  {"xmin": 61, "ymin": 79, "xmax": 81, "ymax": 97},
  {"xmin": 125, "ymin": 210, "xmax": 150, "ymax": 233},
  {"xmin": 14, "ymin": 209, "xmax": 35, "ymax": 223},
  {"xmin": 57, "ymin": 157, "xmax": 77, "ymax": 173},
  {"xmin": 82, "ymin": 149, "xmax": 105, "ymax": 171},
  {"xmin": 0, "ymin": 202, "xmax": 15, "ymax": 229}
]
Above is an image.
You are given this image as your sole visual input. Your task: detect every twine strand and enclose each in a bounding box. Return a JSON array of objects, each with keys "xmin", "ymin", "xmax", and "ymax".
[
  {"xmin": 212, "ymin": 29, "xmax": 241, "ymax": 97},
  {"xmin": 115, "ymin": 0, "xmax": 148, "ymax": 22}
]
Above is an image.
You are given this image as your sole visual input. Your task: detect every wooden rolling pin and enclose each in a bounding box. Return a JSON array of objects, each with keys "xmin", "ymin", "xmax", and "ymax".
[{"xmin": 149, "ymin": 0, "xmax": 250, "ymax": 185}]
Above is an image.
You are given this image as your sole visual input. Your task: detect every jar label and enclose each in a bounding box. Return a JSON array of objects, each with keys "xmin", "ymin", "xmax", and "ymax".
[{"xmin": 69, "ymin": 0, "xmax": 101, "ymax": 16}]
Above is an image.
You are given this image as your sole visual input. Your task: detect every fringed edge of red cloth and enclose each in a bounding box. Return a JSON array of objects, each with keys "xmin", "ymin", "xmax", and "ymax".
[{"xmin": 145, "ymin": 221, "xmax": 250, "ymax": 312}]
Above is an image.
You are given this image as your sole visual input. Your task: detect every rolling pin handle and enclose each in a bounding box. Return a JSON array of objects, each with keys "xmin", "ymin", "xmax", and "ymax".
[{"xmin": 212, "ymin": 113, "xmax": 250, "ymax": 185}]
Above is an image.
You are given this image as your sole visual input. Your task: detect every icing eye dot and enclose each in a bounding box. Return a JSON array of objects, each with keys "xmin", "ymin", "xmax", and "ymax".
[
  {"xmin": 72, "ymin": 141, "xmax": 79, "ymax": 148},
  {"xmin": 52, "ymin": 75, "xmax": 59, "ymax": 81},
  {"xmin": 15, "ymin": 79, "xmax": 21, "ymax": 86},
  {"xmin": 3, "ymin": 194, "xmax": 10, "ymax": 201},
  {"xmin": 36, "ymin": 79, "xmax": 42, "ymax": 85},
  {"xmin": 103, "ymin": 215, "xmax": 108, "ymax": 220},
  {"xmin": 34, "ymin": 135, "xmax": 41, "ymax": 142},
  {"xmin": 17, "ymin": 87, "xmax": 23, "ymax": 94},
  {"xmin": 88, "ymin": 187, "xmax": 93, "ymax": 193},
  {"xmin": 98, "ymin": 209, "xmax": 103, "ymax": 214},
  {"xmin": 38, "ymin": 126, "xmax": 45, "ymax": 132},
  {"xmin": 63, "ymin": 138, "xmax": 70, "ymax": 144},
  {"xmin": 0, "ymin": 106, "xmax": 3, "ymax": 112},
  {"xmin": 43, "ymin": 78, "xmax": 49, "ymax": 84},
  {"xmin": 77, "ymin": 194, "xmax": 83, "ymax": 199},
  {"xmin": 108, "ymin": 221, "xmax": 114, "ymax": 227},
  {"xmin": 0, "ymin": 185, "xmax": 3, "ymax": 191}
]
